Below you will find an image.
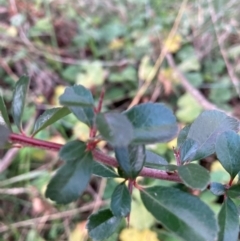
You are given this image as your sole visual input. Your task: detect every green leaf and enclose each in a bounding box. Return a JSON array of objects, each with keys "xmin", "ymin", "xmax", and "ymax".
[
  {"xmin": 0, "ymin": 124, "xmax": 10, "ymax": 148},
  {"xmin": 178, "ymin": 164, "xmax": 210, "ymax": 190},
  {"xmin": 87, "ymin": 209, "xmax": 122, "ymax": 241},
  {"xmin": 141, "ymin": 186, "xmax": 219, "ymax": 241},
  {"xmin": 59, "ymin": 85, "xmax": 94, "ymax": 107},
  {"xmin": 180, "ymin": 138, "xmax": 199, "ymax": 163},
  {"xmin": 59, "ymin": 140, "xmax": 86, "ymax": 161},
  {"xmin": 32, "ymin": 107, "xmax": 70, "ymax": 135},
  {"xmin": 70, "ymin": 105, "xmax": 95, "ymax": 127},
  {"xmin": 216, "ymin": 130, "xmax": 240, "ymax": 179},
  {"xmin": 177, "ymin": 125, "xmax": 191, "ymax": 148},
  {"xmin": 227, "ymin": 184, "xmax": 240, "ymax": 198},
  {"xmin": 11, "ymin": 75, "xmax": 30, "ymax": 130},
  {"xmin": 144, "ymin": 150, "xmax": 168, "ymax": 168},
  {"xmin": 96, "ymin": 113, "xmax": 133, "ymax": 146},
  {"xmin": 218, "ymin": 198, "xmax": 239, "ymax": 241},
  {"xmin": 45, "ymin": 151, "xmax": 93, "ymax": 204},
  {"xmin": 115, "ymin": 145, "xmax": 146, "ymax": 179},
  {"xmin": 210, "ymin": 182, "xmax": 226, "ymax": 196},
  {"xmin": 123, "ymin": 103, "xmax": 178, "ymax": 144},
  {"xmin": 180, "ymin": 110, "xmax": 239, "ymax": 161},
  {"xmin": 111, "ymin": 182, "xmax": 131, "ymax": 217},
  {"xmin": 92, "ymin": 162, "xmax": 119, "ymax": 178},
  {"xmin": 0, "ymin": 91, "xmax": 12, "ymax": 131},
  {"xmin": 144, "ymin": 150, "xmax": 178, "ymax": 172}
]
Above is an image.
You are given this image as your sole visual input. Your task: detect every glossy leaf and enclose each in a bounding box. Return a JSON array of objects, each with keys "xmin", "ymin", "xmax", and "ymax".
[
  {"xmin": 92, "ymin": 162, "xmax": 119, "ymax": 178},
  {"xmin": 145, "ymin": 150, "xmax": 177, "ymax": 171},
  {"xmin": 141, "ymin": 186, "xmax": 218, "ymax": 241},
  {"xmin": 218, "ymin": 198, "xmax": 239, "ymax": 241},
  {"xmin": 227, "ymin": 184, "xmax": 240, "ymax": 198},
  {"xmin": 178, "ymin": 164, "xmax": 210, "ymax": 190},
  {"xmin": 180, "ymin": 110, "xmax": 239, "ymax": 161},
  {"xmin": 0, "ymin": 124, "xmax": 10, "ymax": 148},
  {"xmin": 145, "ymin": 150, "xmax": 168, "ymax": 168},
  {"xmin": 0, "ymin": 91, "xmax": 12, "ymax": 131},
  {"xmin": 32, "ymin": 107, "xmax": 70, "ymax": 135},
  {"xmin": 59, "ymin": 85, "xmax": 94, "ymax": 107},
  {"xmin": 111, "ymin": 182, "xmax": 131, "ymax": 217},
  {"xmin": 216, "ymin": 130, "xmax": 240, "ymax": 179},
  {"xmin": 180, "ymin": 138, "xmax": 199, "ymax": 163},
  {"xmin": 210, "ymin": 182, "xmax": 226, "ymax": 196},
  {"xmin": 115, "ymin": 145, "xmax": 146, "ymax": 179},
  {"xmin": 69, "ymin": 105, "xmax": 94, "ymax": 127},
  {"xmin": 87, "ymin": 209, "xmax": 122, "ymax": 241},
  {"xmin": 45, "ymin": 151, "xmax": 93, "ymax": 204},
  {"xmin": 96, "ymin": 113, "xmax": 133, "ymax": 146},
  {"xmin": 177, "ymin": 124, "xmax": 191, "ymax": 147},
  {"xmin": 11, "ymin": 75, "xmax": 30, "ymax": 130},
  {"xmin": 59, "ymin": 140, "xmax": 86, "ymax": 161},
  {"xmin": 123, "ymin": 103, "xmax": 178, "ymax": 144}
]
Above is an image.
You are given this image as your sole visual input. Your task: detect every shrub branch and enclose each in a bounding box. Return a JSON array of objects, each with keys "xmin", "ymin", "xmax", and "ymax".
[{"xmin": 9, "ymin": 133, "xmax": 182, "ymax": 183}]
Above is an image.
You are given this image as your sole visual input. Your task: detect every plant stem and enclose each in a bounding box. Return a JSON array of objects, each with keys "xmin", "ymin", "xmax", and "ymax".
[{"xmin": 9, "ymin": 133, "xmax": 182, "ymax": 183}]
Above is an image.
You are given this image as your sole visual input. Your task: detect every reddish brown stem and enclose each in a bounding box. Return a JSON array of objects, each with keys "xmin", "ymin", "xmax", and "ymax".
[
  {"xmin": 228, "ymin": 178, "xmax": 234, "ymax": 187},
  {"xmin": 96, "ymin": 88, "xmax": 105, "ymax": 113},
  {"xmin": 9, "ymin": 133, "xmax": 182, "ymax": 183}
]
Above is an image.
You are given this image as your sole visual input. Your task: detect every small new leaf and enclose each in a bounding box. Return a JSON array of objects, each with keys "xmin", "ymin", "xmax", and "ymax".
[
  {"xmin": 87, "ymin": 209, "xmax": 122, "ymax": 241},
  {"xmin": 11, "ymin": 75, "xmax": 30, "ymax": 130},
  {"xmin": 96, "ymin": 113, "xmax": 133, "ymax": 146},
  {"xmin": 178, "ymin": 164, "xmax": 210, "ymax": 190},
  {"xmin": 141, "ymin": 186, "xmax": 218, "ymax": 241},
  {"xmin": 111, "ymin": 182, "xmax": 131, "ymax": 217},
  {"xmin": 123, "ymin": 103, "xmax": 178, "ymax": 144},
  {"xmin": 210, "ymin": 182, "xmax": 226, "ymax": 196},
  {"xmin": 32, "ymin": 107, "xmax": 70, "ymax": 135},
  {"xmin": 115, "ymin": 145, "xmax": 146, "ymax": 179},
  {"xmin": 216, "ymin": 130, "xmax": 240, "ymax": 179},
  {"xmin": 218, "ymin": 198, "xmax": 239, "ymax": 241}
]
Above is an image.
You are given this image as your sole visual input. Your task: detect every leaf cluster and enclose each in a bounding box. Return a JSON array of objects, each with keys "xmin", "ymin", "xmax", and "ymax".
[{"xmin": 1, "ymin": 77, "xmax": 240, "ymax": 241}]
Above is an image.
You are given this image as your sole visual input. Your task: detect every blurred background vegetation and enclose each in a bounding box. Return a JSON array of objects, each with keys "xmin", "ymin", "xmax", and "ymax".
[{"xmin": 0, "ymin": 0, "xmax": 240, "ymax": 240}]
